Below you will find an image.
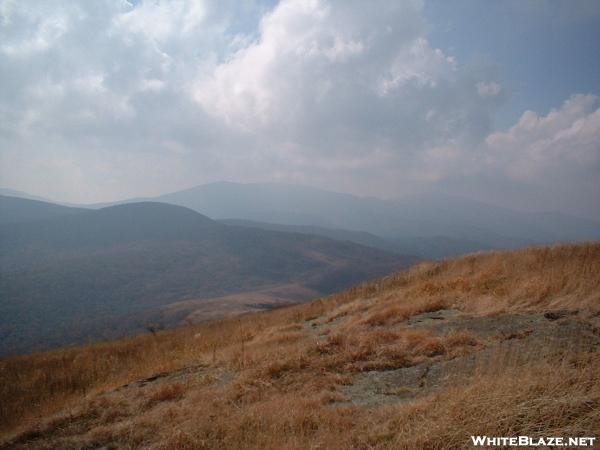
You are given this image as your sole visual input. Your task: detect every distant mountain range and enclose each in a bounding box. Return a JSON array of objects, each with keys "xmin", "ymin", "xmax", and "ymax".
[
  {"xmin": 0, "ymin": 195, "xmax": 411, "ymax": 356},
  {"xmin": 156, "ymin": 182, "xmax": 600, "ymax": 244},
  {"xmin": 219, "ymin": 219, "xmax": 493, "ymax": 260},
  {"xmin": 4, "ymin": 182, "xmax": 600, "ymax": 259},
  {"xmin": 81, "ymin": 182, "xmax": 600, "ymax": 258}
]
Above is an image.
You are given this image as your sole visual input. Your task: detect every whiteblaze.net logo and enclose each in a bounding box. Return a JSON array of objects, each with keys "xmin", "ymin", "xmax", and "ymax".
[{"xmin": 470, "ymin": 436, "xmax": 597, "ymax": 447}]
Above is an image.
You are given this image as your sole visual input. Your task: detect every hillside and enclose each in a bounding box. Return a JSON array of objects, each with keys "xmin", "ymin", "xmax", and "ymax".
[
  {"xmin": 0, "ymin": 198, "xmax": 411, "ymax": 356},
  {"xmin": 1, "ymin": 242, "xmax": 598, "ymax": 449}
]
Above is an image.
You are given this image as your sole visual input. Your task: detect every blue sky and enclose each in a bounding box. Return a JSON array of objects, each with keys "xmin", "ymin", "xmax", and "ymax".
[
  {"xmin": 0, "ymin": 0, "xmax": 599, "ymax": 218},
  {"xmin": 425, "ymin": 0, "xmax": 600, "ymax": 130}
]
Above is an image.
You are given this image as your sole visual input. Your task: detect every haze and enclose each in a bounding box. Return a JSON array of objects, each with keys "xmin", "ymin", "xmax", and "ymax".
[{"xmin": 1, "ymin": 0, "xmax": 599, "ymax": 219}]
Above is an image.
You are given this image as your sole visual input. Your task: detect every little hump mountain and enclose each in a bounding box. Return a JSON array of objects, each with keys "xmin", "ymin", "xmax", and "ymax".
[{"xmin": 0, "ymin": 196, "xmax": 413, "ymax": 356}]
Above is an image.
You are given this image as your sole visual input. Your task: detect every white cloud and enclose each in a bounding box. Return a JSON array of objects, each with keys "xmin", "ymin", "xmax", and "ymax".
[
  {"xmin": 0, "ymin": 0, "xmax": 597, "ymax": 219},
  {"xmin": 140, "ymin": 78, "xmax": 166, "ymax": 92},
  {"xmin": 378, "ymin": 39, "xmax": 456, "ymax": 95},
  {"xmin": 0, "ymin": 3, "xmax": 71, "ymax": 57},
  {"xmin": 485, "ymin": 94, "xmax": 600, "ymax": 179},
  {"xmin": 112, "ymin": 0, "xmax": 209, "ymax": 44},
  {"xmin": 192, "ymin": 0, "xmax": 493, "ymax": 167},
  {"xmin": 464, "ymin": 94, "xmax": 600, "ymax": 216}
]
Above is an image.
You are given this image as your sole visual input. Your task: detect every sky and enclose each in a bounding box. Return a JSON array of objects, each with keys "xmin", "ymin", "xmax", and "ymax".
[{"xmin": 0, "ymin": 0, "xmax": 599, "ymax": 219}]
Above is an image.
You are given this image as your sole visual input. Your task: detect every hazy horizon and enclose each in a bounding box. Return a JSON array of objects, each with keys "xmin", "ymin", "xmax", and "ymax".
[
  {"xmin": 1, "ymin": 0, "xmax": 599, "ymax": 218},
  {"xmin": 3, "ymin": 179, "xmax": 600, "ymax": 224}
]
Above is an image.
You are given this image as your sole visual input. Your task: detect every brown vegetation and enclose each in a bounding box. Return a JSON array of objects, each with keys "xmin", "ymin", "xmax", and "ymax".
[{"xmin": 1, "ymin": 242, "xmax": 599, "ymax": 449}]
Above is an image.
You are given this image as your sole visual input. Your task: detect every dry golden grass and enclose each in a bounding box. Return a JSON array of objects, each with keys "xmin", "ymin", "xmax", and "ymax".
[
  {"xmin": 1, "ymin": 241, "xmax": 599, "ymax": 449},
  {"xmin": 352, "ymin": 349, "xmax": 600, "ymax": 449},
  {"xmin": 5, "ymin": 345, "xmax": 597, "ymax": 450},
  {"xmin": 351, "ymin": 241, "xmax": 600, "ymax": 325}
]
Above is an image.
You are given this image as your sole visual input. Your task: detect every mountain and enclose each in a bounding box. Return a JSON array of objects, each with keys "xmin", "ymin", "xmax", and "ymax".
[
  {"xmin": 0, "ymin": 197, "xmax": 412, "ymax": 356},
  {"xmin": 219, "ymin": 218, "xmax": 392, "ymax": 251},
  {"xmin": 6, "ymin": 182, "xmax": 600, "ymax": 258},
  {"xmin": 220, "ymin": 219, "xmax": 495, "ymax": 259},
  {"xmin": 0, "ymin": 195, "xmax": 87, "ymax": 225},
  {"xmin": 154, "ymin": 182, "xmax": 600, "ymax": 255},
  {"xmin": 0, "ymin": 188, "xmax": 50, "ymax": 203}
]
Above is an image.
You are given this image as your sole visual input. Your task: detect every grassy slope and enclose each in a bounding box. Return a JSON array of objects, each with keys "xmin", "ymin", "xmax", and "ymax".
[{"xmin": 1, "ymin": 242, "xmax": 599, "ymax": 449}]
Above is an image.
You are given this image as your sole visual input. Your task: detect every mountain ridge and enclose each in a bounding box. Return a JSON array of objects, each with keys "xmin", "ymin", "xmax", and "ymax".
[
  {"xmin": 3, "ymin": 182, "xmax": 599, "ymax": 258},
  {"xmin": 0, "ymin": 196, "xmax": 412, "ymax": 356}
]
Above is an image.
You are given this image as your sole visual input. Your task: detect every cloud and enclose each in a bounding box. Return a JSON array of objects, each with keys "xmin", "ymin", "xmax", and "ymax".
[
  {"xmin": 0, "ymin": 0, "xmax": 260, "ymax": 200},
  {"xmin": 479, "ymin": 94, "xmax": 600, "ymax": 214},
  {"xmin": 183, "ymin": 0, "xmax": 510, "ymax": 203},
  {"xmin": 192, "ymin": 0, "xmax": 495, "ymax": 161},
  {"xmin": 0, "ymin": 0, "xmax": 597, "ymax": 219},
  {"xmin": 486, "ymin": 94, "xmax": 600, "ymax": 175}
]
